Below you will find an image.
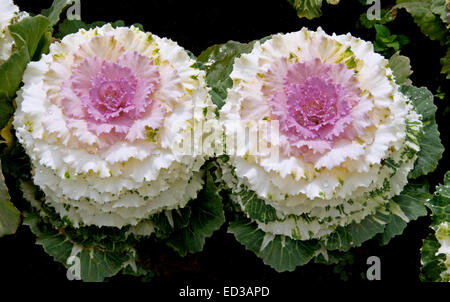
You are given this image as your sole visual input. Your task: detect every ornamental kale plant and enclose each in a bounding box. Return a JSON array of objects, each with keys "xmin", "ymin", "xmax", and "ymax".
[
  {"xmin": 421, "ymin": 171, "xmax": 450, "ymax": 282},
  {"xmin": 205, "ymin": 28, "xmax": 442, "ymax": 271}
]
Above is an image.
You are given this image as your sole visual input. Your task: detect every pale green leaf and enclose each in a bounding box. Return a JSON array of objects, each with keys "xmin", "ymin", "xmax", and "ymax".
[
  {"xmin": 427, "ymin": 171, "xmax": 450, "ymax": 229},
  {"xmin": 393, "ymin": 179, "xmax": 430, "ymax": 220},
  {"xmin": 0, "ymin": 15, "xmax": 51, "ymax": 129},
  {"xmin": 389, "ymin": 52, "xmax": 413, "ymax": 85},
  {"xmin": 23, "ymin": 209, "xmax": 137, "ymax": 282},
  {"xmin": 23, "ymin": 211, "xmax": 73, "ymax": 265},
  {"xmin": 0, "ymin": 46, "xmax": 29, "ymax": 102},
  {"xmin": 378, "ymin": 215, "xmax": 407, "ymax": 245},
  {"xmin": 197, "ymin": 41, "xmax": 255, "ymax": 110},
  {"xmin": 431, "ymin": 0, "xmax": 449, "ymax": 24},
  {"xmin": 41, "ymin": 0, "xmax": 76, "ymax": 27},
  {"xmin": 8, "ymin": 16, "xmax": 51, "ymax": 63},
  {"xmin": 394, "ymin": 0, "xmax": 447, "ymax": 42},
  {"xmin": 22, "ymin": 185, "xmax": 139, "ymax": 282},
  {"xmin": 259, "ymin": 234, "xmax": 319, "ymax": 272},
  {"xmin": 228, "ymin": 215, "xmax": 319, "ymax": 272},
  {"xmin": 400, "ymin": 86, "xmax": 444, "ymax": 178},
  {"xmin": 79, "ymin": 249, "xmax": 130, "ymax": 282},
  {"xmin": 324, "ymin": 212, "xmax": 390, "ymax": 251},
  {"xmin": 288, "ymin": 0, "xmax": 324, "ymax": 19},
  {"xmin": 229, "ymin": 178, "xmax": 432, "ymax": 271},
  {"xmin": 0, "ymin": 162, "xmax": 20, "ymax": 237},
  {"xmin": 287, "ymin": 0, "xmax": 340, "ymax": 20},
  {"xmin": 162, "ymin": 170, "xmax": 225, "ymax": 256},
  {"xmin": 238, "ymin": 190, "xmax": 279, "ymax": 224},
  {"xmin": 378, "ymin": 180, "xmax": 430, "ymax": 245}
]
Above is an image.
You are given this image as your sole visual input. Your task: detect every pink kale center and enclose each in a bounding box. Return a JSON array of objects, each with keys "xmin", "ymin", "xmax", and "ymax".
[
  {"xmin": 286, "ymin": 76, "xmax": 350, "ymax": 139},
  {"xmin": 266, "ymin": 58, "xmax": 362, "ymax": 155},
  {"xmin": 60, "ymin": 50, "xmax": 164, "ymax": 144},
  {"xmin": 88, "ymin": 72, "xmax": 138, "ymax": 122}
]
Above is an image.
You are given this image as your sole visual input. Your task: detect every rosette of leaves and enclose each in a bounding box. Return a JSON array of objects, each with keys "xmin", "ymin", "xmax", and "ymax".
[
  {"xmin": 197, "ymin": 29, "xmax": 443, "ymax": 272},
  {"xmin": 421, "ymin": 171, "xmax": 450, "ymax": 282},
  {"xmin": 5, "ymin": 0, "xmax": 225, "ymax": 282}
]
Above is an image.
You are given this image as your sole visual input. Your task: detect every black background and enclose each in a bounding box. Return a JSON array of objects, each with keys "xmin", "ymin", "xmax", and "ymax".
[{"xmin": 1, "ymin": 0, "xmax": 449, "ymax": 288}]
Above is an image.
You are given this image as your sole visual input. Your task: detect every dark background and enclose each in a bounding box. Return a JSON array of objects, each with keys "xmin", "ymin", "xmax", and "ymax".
[{"xmin": 1, "ymin": 0, "xmax": 449, "ymax": 285}]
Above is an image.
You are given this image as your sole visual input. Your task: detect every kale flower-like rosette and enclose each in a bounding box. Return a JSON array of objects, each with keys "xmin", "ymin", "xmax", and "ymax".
[
  {"xmin": 421, "ymin": 171, "xmax": 450, "ymax": 282},
  {"xmin": 12, "ymin": 24, "xmax": 223, "ymax": 280},
  {"xmin": 0, "ymin": 0, "xmax": 27, "ymax": 63},
  {"xmin": 210, "ymin": 28, "xmax": 443, "ymax": 271}
]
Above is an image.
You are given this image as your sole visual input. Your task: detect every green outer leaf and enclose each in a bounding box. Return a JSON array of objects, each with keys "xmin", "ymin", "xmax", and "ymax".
[
  {"xmin": 350, "ymin": 212, "xmax": 392, "ymax": 246},
  {"xmin": 23, "ymin": 211, "xmax": 73, "ymax": 265},
  {"xmin": 377, "ymin": 179, "xmax": 430, "ymax": 245},
  {"xmin": 79, "ymin": 249, "xmax": 130, "ymax": 282},
  {"xmin": 378, "ymin": 215, "xmax": 407, "ymax": 245},
  {"xmin": 152, "ymin": 207, "xmax": 191, "ymax": 239},
  {"xmin": 393, "ymin": 179, "xmax": 430, "ymax": 220},
  {"xmin": 228, "ymin": 215, "xmax": 319, "ymax": 272},
  {"xmin": 229, "ymin": 179, "xmax": 431, "ymax": 271},
  {"xmin": 288, "ymin": 0, "xmax": 341, "ymax": 20},
  {"xmin": 359, "ymin": 9, "xmax": 394, "ymax": 29},
  {"xmin": 229, "ymin": 218, "xmax": 265, "ymax": 253},
  {"xmin": 23, "ymin": 208, "xmax": 136, "ymax": 282},
  {"xmin": 287, "ymin": 0, "xmax": 324, "ymax": 20},
  {"xmin": 21, "ymin": 182, "xmax": 140, "ymax": 282},
  {"xmin": 427, "ymin": 171, "xmax": 450, "ymax": 226},
  {"xmin": 324, "ymin": 212, "xmax": 390, "ymax": 251},
  {"xmin": 0, "ymin": 98, "xmax": 14, "ymax": 131},
  {"xmin": 156, "ymin": 170, "xmax": 225, "ymax": 256},
  {"xmin": 320, "ymin": 226, "xmax": 352, "ymax": 252},
  {"xmin": 373, "ymin": 25, "xmax": 410, "ymax": 57},
  {"xmin": 394, "ymin": 0, "xmax": 447, "ymax": 42},
  {"xmin": 197, "ymin": 37, "xmax": 272, "ymax": 112},
  {"xmin": 42, "ymin": 0, "xmax": 76, "ymax": 27},
  {"xmin": 375, "ymin": 23, "xmax": 391, "ymax": 38},
  {"xmin": 0, "ymin": 16, "xmax": 51, "ymax": 129},
  {"xmin": 421, "ymin": 233, "xmax": 448, "ymax": 282},
  {"xmin": 197, "ymin": 41, "xmax": 255, "ymax": 110},
  {"xmin": 389, "ymin": 52, "xmax": 413, "ymax": 85},
  {"xmin": 0, "ymin": 46, "xmax": 29, "ymax": 102},
  {"xmin": 431, "ymin": 0, "xmax": 449, "ymax": 24},
  {"xmin": 238, "ymin": 190, "xmax": 280, "ymax": 224},
  {"xmin": 440, "ymin": 48, "xmax": 450, "ymax": 79},
  {"xmin": 32, "ymin": 29, "xmax": 53, "ymax": 62},
  {"xmin": 0, "ymin": 162, "xmax": 20, "ymax": 237},
  {"xmin": 8, "ymin": 16, "xmax": 51, "ymax": 65},
  {"xmin": 260, "ymin": 234, "xmax": 319, "ymax": 272},
  {"xmin": 400, "ymin": 86, "xmax": 444, "ymax": 178}
]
